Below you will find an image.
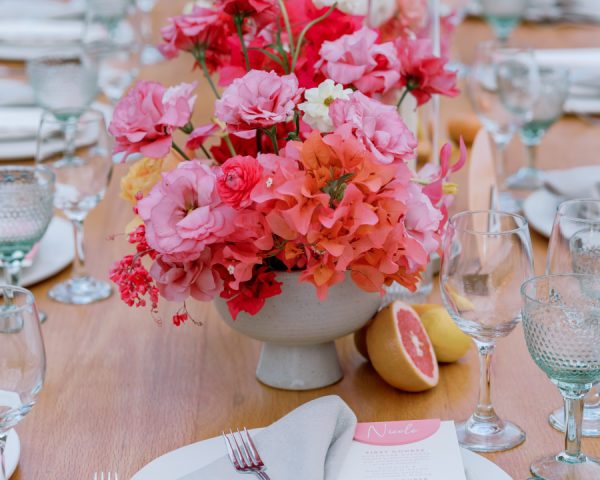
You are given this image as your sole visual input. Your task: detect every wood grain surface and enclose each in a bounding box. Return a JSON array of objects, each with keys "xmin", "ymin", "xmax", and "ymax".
[{"xmin": 5, "ymin": 3, "xmax": 600, "ymax": 479}]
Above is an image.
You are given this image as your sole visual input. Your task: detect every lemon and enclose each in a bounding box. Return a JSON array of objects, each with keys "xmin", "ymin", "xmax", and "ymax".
[
  {"xmin": 410, "ymin": 303, "xmax": 439, "ymax": 316},
  {"xmin": 445, "ymin": 284, "xmax": 475, "ymax": 312},
  {"xmin": 420, "ymin": 307, "xmax": 471, "ymax": 363}
]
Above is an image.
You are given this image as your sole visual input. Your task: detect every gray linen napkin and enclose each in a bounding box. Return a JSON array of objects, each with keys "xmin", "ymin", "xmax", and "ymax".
[{"xmin": 179, "ymin": 395, "xmax": 357, "ymax": 480}]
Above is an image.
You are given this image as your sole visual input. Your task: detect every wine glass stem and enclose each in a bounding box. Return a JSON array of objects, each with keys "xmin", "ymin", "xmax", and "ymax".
[
  {"xmin": 0, "ymin": 433, "xmax": 7, "ymax": 480},
  {"xmin": 474, "ymin": 342, "xmax": 498, "ymax": 421},
  {"xmin": 560, "ymin": 386, "xmax": 587, "ymax": 461},
  {"xmin": 71, "ymin": 219, "xmax": 87, "ymax": 278},
  {"xmin": 525, "ymin": 144, "xmax": 538, "ymax": 170},
  {"xmin": 3, "ymin": 261, "xmax": 21, "ymax": 287},
  {"xmin": 64, "ymin": 118, "xmax": 78, "ymax": 162}
]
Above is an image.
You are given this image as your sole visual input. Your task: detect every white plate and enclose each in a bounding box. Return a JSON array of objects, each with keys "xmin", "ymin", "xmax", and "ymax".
[
  {"xmin": 20, "ymin": 217, "xmax": 74, "ymax": 287},
  {"xmin": 132, "ymin": 428, "xmax": 512, "ymax": 480},
  {"xmin": 522, "ymin": 189, "xmax": 562, "ymax": 238},
  {"xmin": 4, "ymin": 429, "xmax": 20, "ymax": 478}
]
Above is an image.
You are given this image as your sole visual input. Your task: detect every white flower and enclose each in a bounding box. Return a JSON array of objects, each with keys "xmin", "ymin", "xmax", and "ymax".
[
  {"xmin": 227, "ymin": 265, "xmax": 235, "ymax": 275},
  {"xmin": 298, "ymin": 80, "xmax": 353, "ymax": 133}
]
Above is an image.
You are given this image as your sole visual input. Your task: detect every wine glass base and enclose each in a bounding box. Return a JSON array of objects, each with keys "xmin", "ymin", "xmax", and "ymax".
[
  {"xmin": 456, "ymin": 418, "xmax": 526, "ymax": 453},
  {"xmin": 531, "ymin": 454, "xmax": 600, "ymax": 479},
  {"xmin": 141, "ymin": 45, "xmax": 165, "ymax": 65},
  {"xmin": 505, "ymin": 167, "xmax": 543, "ymax": 190},
  {"xmin": 48, "ymin": 276, "xmax": 112, "ymax": 305},
  {"xmin": 548, "ymin": 405, "xmax": 600, "ymax": 437},
  {"xmin": 497, "ymin": 191, "xmax": 522, "ymax": 213}
]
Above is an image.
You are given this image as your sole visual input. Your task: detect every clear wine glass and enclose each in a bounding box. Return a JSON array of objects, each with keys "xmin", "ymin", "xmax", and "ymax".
[
  {"xmin": 466, "ymin": 41, "xmax": 538, "ymax": 212},
  {"xmin": 546, "ymin": 198, "xmax": 600, "ymax": 437},
  {"xmin": 480, "ymin": 0, "xmax": 528, "ymax": 43},
  {"xmin": 441, "ymin": 210, "xmax": 534, "ymax": 452},
  {"xmin": 36, "ymin": 109, "xmax": 113, "ymax": 305},
  {"xmin": 84, "ymin": 0, "xmax": 140, "ymax": 104},
  {"xmin": 134, "ymin": 0, "xmax": 164, "ymax": 65},
  {"xmin": 505, "ymin": 66, "xmax": 570, "ymax": 191},
  {"xmin": 521, "ymin": 273, "xmax": 600, "ymax": 479},
  {"xmin": 26, "ymin": 47, "xmax": 99, "ymax": 162},
  {"xmin": 0, "ymin": 286, "xmax": 46, "ymax": 480},
  {"xmin": 0, "ymin": 166, "xmax": 54, "ymax": 287}
]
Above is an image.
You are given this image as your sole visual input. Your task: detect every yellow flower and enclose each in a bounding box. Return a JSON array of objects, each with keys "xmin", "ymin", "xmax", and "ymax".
[{"xmin": 120, "ymin": 150, "xmax": 182, "ymax": 204}]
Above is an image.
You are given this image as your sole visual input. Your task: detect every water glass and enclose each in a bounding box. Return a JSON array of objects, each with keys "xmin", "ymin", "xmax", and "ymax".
[
  {"xmin": 506, "ymin": 66, "xmax": 570, "ymax": 190},
  {"xmin": 0, "ymin": 286, "xmax": 46, "ymax": 480},
  {"xmin": 466, "ymin": 41, "xmax": 538, "ymax": 211},
  {"xmin": 36, "ymin": 109, "xmax": 113, "ymax": 305},
  {"xmin": 547, "ymin": 198, "xmax": 600, "ymax": 437},
  {"xmin": 480, "ymin": 0, "xmax": 528, "ymax": 43},
  {"xmin": 522, "ymin": 274, "xmax": 600, "ymax": 479},
  {"xmin": 441, "ymin": 210, "xmax": 534, "ymax": 452},
  {"xmin": 0, "ymin": 166, "xmax": 54, "ymax": 287}
]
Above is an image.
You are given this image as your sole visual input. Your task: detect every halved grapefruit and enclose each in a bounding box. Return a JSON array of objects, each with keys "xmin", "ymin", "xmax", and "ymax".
[
  {"xmin": 354, "ymin": 323, "xmax": 371, "ymax": 361},
  {"xmin": 366, "ymin": 301, "xmax": 439, "ymax": 392}
]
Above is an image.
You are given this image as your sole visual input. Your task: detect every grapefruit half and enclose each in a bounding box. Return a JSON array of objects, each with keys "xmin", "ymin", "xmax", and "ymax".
[{"xmin": 366, "ymin": 301, "xmax": 439, "ymax": 392}]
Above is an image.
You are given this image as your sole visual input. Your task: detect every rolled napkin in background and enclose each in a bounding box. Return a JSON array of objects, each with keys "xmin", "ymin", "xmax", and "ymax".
[
  {"xmin": 180, "ymin": 395, "xmax": 357, "ymax": 480},
  {"xmin": 0, "ymin": 79, "xmax": 35, "ymax": 107},
  {"xmin": 543, "ymin": 166, "xmax": 600, "ymax": 199}
]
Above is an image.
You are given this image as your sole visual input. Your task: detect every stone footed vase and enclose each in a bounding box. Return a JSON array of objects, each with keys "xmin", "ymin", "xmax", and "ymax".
[{"xmin": 214, "ymin": 271, "xmax": 381, "ymax": 390}]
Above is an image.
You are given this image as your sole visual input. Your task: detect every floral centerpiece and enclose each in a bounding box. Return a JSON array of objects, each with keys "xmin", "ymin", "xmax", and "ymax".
[{"xmin": 109, "ymin": 0, "xmax": 464, "ymax": 329}]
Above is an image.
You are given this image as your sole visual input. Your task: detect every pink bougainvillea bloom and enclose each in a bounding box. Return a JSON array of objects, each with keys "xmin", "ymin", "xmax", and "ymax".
[
  {"xmin": 150, "ymin": 249, "xmax": 222, "ymax": 302},
  {"xmin": 329, "ymin": 91, "xmax": 416, "ymax": 165},
  {"xmin": 137, "ymin": 161, "xmax": 236, "ymax": 261},
  {"xmin": 215, "ymin": 70, "xmax": 303, "ymax": 138},
  {"xmin": 396, "ymin": 38, "xmax": 459, "ymax": 106},
  {"xmin": 186, "ymin": 124, "xmax": 219, "ymax": 151},
  {"xmin": 217, "ymin": 155, "xmax": 263, "ymax": 209},
  {"xmin": 108, "ymin": 80, "xmax": 196, "ymax": 160},
  {"xmin": 316, "ymin": 27, "xmax": 400, "ymax": 95}
]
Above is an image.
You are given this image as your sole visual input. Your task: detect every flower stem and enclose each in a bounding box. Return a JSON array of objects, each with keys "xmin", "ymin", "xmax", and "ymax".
[
  {"xmin": 195, "ymin": 48, "xmax": 220, "ymax": 99},
  {"xmin": 291, "ymin": 4, "xmax": 335, "ymax": 71},
  {"xmin": 264, "ymin": 127, "xmax": 279, "ymax": 155},
  {"xmin": 172, "ymin": 142, "xmax": 190, "ymax": 161},
  {"xmin": 234, "ymin": 14, "xmax": 251, "ymax": 71},
  {"xmin": 396, "ymin": 88, "xmax": 410, "ymax": 109},
  {"xmin": 256, "ymin": 128, "xmax": 263, "ymax": 153},
  {"xmin": 200, "ymin": 145, "xmax": 212, "ymax": 160},
  {"xmin": 277, "ymin": 0, "xmax": 295, "ymax": 60},
  {"xmin": 224, "ymin": 133, "xmax": 237, "ymax": 157}
]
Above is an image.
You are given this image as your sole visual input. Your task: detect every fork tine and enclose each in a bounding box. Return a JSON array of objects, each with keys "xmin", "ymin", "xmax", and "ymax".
[
  {"xmin": 222, "ymin": 431, "xmax": 240, "ymax": 468},
  {"xmin": 231, "ymin": 429, "xmax": 251, "ymax": 468},
  {"xmin": 237, "ymin": 428, "xmax": 257, "ymax": 467},
  {"xmin": 243, "ymin": 427, "xmax": 264, "ymax": 466}
]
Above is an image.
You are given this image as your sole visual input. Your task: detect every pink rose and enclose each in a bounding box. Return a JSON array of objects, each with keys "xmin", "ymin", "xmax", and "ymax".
[
  {"xmin": 214, "ymin": 70, "xmax": 303, "ymax": 138},
  {"xmin": 150, "ymin": 250, "xmax": 222, "ymax": 302},
  {"xmin": 329, "ymin": 91, "xmax": 416, "ymax": 165},
  {"xmin": 109, "ymin": 80, "xmax": 197, "ymax": 160},
  {"xmin": 316, "ymin": 27, "xmax": 400, "ymax": 95},
  {"xmin": 137, "ymin": 161, "xmax": 236, "ymax": 261},
  {"xmin": 217, "ymin": 155, "xmax": 263, "ymax": 209}
]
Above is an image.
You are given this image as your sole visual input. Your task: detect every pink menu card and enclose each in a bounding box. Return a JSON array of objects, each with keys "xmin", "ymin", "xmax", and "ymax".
[{"xmin": 338, "ymin": 420, "xmax": 466, "ymax": 480}]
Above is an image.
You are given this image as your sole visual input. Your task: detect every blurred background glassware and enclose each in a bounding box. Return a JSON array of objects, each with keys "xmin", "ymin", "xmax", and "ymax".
[
  {"xmin": 0, "ymin": 285, "xmax": 46, "ymax": 480},
  {"xmin": 479, "ymin": 0, "xmax": 528, "ymax": 43},
  {"xmin": 134, "ymin": 0, "xmax": 164, "ymax": 65},
  {"xmin": 546, "ymin": 198, "xmax": 600, "ymax": 437},
  {"xmin": 521, "ymin": 273, "xmax": 600, "ymax": 479},
  {"xmin": 467, "ymin": 41, "xmax": 538, "ymax": 212},
  {"xmin": 441, "ymin": 210, "xmax": 534, "ymax": 452},
  {"xmin": 503, "ymin": 66, "xmax": 570, "ymax": 191},
  {"xmin": 0, "ymin": 166, "xmax": 54, "ymax": 288},
  {"xmin": 83, "ymin": 0, "xmax": 140, "ymax": 104},
  {"xmin": 36, "ymin": 109, "xmax": 113, "ymax": 305}
]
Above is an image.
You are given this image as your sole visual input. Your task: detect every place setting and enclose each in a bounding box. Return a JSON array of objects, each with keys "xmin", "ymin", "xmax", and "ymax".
[{"xmin": 1, "ymin": 1, "xmax": 600, "ymax": 480}]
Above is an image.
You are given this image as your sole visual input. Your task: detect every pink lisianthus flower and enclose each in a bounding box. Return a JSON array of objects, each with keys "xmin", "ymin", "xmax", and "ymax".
[
  {"xmin": 185, "ymin": 124, "xmax": 219, "ymax": 151},
  {"xmin": 150, "ymin": 250, "xmax": 222, "ymax": 302},
  {"xmin": 159, "ymin": 5, "xmax": 232, "ymax": 71},
  {"xmin": 108, "ymin": 80, "xmax": 197, "ymax": 160},
  {"xmin": 137, "ymin": 161, "xmax": 236, "ymax": 261},
  {"xmin": 329, "ymin": 91, "xmax": 416, "ymax": 165},
  {"xmin": 215, "ymin": 70, "xmax": 303, "ymax": 138},
  {"xmin": 316, "ymin": 27, "xmax": 400, "ymax": 95},
  {"xmin": 217, "ymin": 155, "xmax": 263, "ymax": 209},
  {"xmin": 396, "ymin": 38, "xmax": 459, "ymax": 106}
]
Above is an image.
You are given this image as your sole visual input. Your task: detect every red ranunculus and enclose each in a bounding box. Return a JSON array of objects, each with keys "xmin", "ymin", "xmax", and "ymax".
[
  {"xmin": 217, "ymin": 155, "xmax": 263, "ymax": 209},
  {"xmin": 221, "ymin": 266, "xmax": 282, "ymax": 319}
]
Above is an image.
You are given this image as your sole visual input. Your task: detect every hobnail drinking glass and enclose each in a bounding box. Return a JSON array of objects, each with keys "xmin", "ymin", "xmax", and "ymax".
[
  {"xmin": 441, "ymin": 210, "xmax": 534, "ymax": 452},
  {"xmin": 0, "ymin": 286, "xmax": 46, "ymax": 480},
  {"xmin": 522, "ymin": 274, "xmax": 600, "ymax": 479},
  {"xmin": 36, "ymin": 109, "xmax": 113, "ymax": 305},
  {"xmin": 546, "ymin": 199, "xmax": 600, "ymax": 437},
  {"xmin": 0, "ymin": 166, "xmax": 54, "ymax": 287}
]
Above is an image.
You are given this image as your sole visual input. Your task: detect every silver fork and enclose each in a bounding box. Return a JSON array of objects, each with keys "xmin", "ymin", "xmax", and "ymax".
[
  {"xmin": 222, "ymin": 428, "xmax": 271, "ymax": 480},
  {"xmin": 93, "ymin": 473, "xmax": 118, "ymax": 480}
]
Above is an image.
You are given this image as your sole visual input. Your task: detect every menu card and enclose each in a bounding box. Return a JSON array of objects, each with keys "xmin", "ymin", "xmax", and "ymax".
[{"xmin": 337, "ymin": 420, "xmax": 466, "ymax": 480}]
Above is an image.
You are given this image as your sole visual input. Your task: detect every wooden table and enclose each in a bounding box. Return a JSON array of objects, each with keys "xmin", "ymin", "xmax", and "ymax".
[{"xmin": 8, "ymin": 3, "xmax": 600, "ymax": 479}]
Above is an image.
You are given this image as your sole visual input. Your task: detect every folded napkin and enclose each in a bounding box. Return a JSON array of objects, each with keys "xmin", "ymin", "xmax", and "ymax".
[
  {"xmin": 0, "ymin": 19, "xmax": 83, "ymax": 45},
  {"xmin": 180, "ymin": 395, "xmax": 357, "ymax": 480},
  {"xmin": 543, "ymin": 166, "xmax": 600, "ymax": 199},
  {"xmin": 0, "ymin": 0, "xmax": 84, "ymax": 19},
  {"xmin": 0, "ymin": 107, "xmax": 47, "ymax": 141},
  {"xmin": 0, "ymin": 79, "xmax": 34, "ymax": 107}
]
